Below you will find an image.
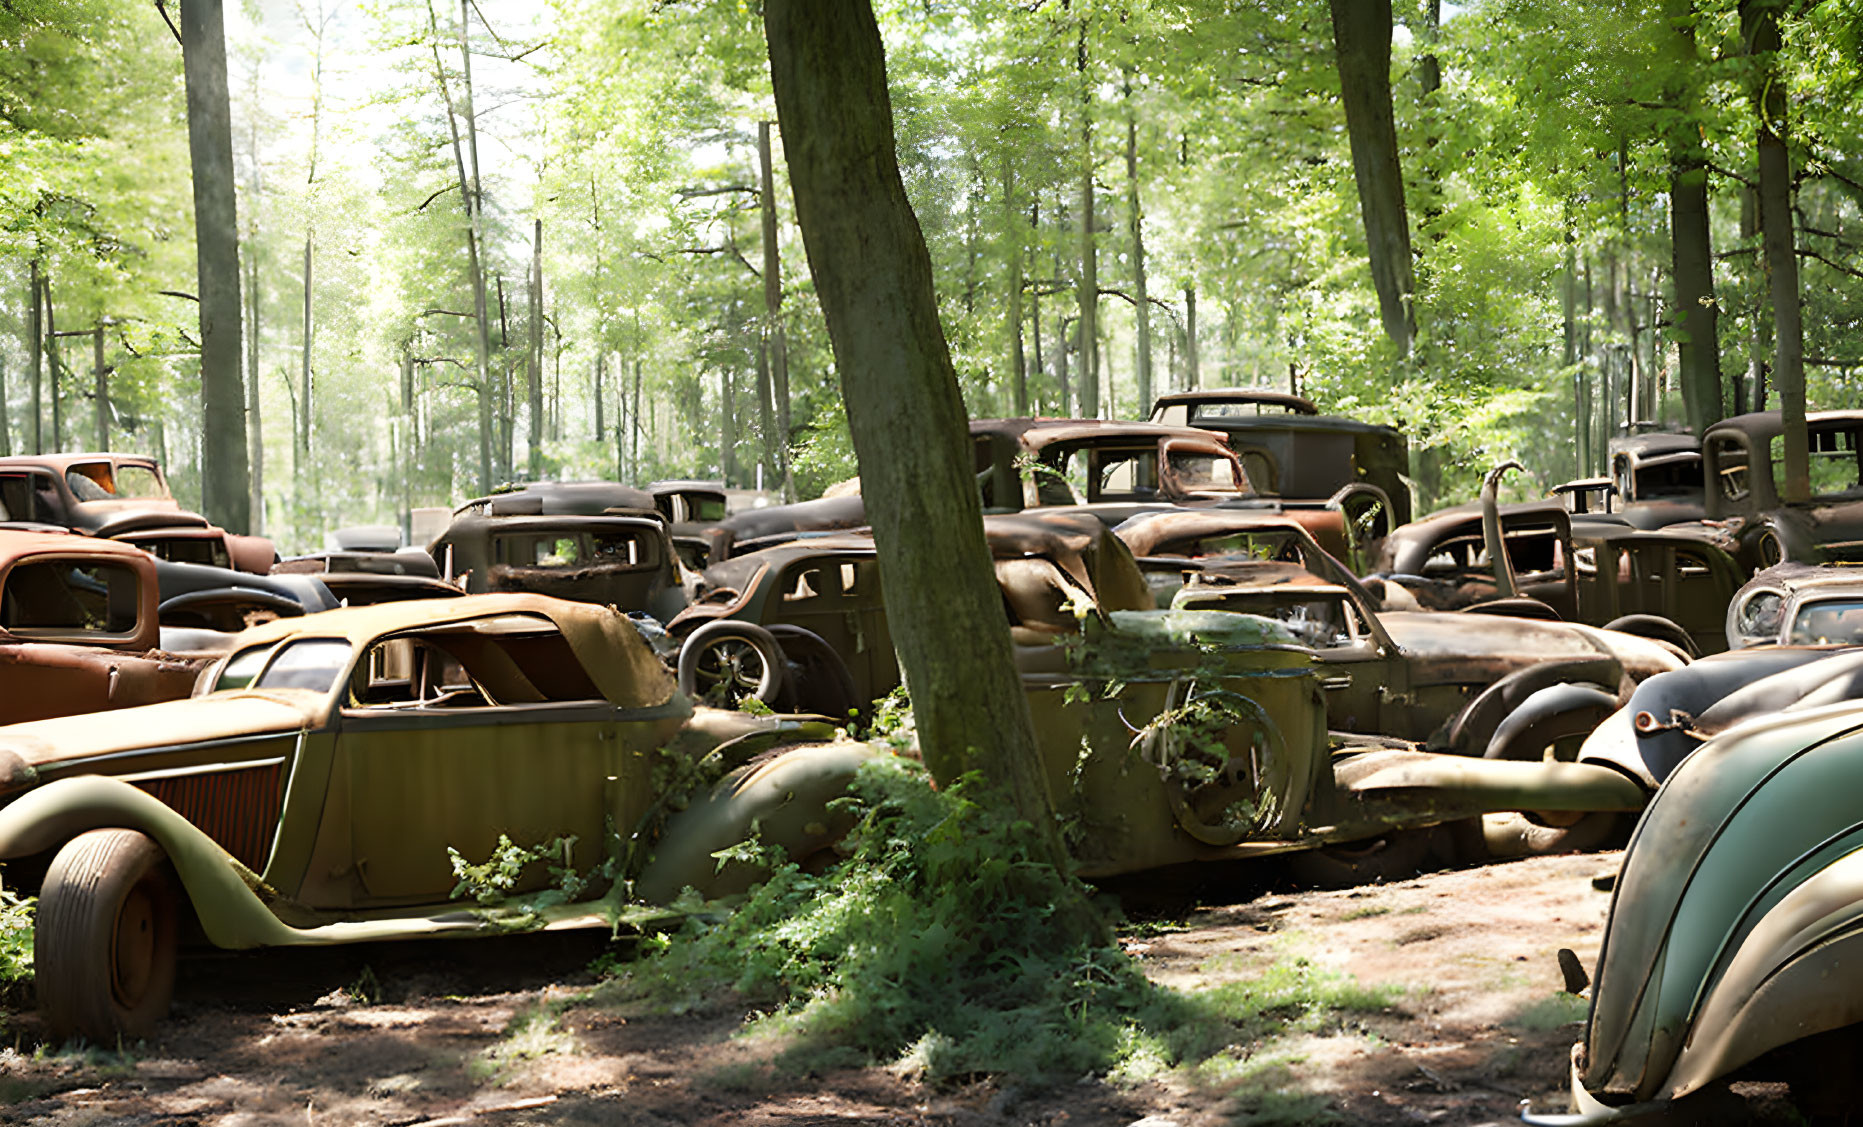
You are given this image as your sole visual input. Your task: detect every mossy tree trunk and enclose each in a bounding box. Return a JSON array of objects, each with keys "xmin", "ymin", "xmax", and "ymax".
[{"xmin": 763, "ymin": 0, "xmax": 1081, "ymax": 885}]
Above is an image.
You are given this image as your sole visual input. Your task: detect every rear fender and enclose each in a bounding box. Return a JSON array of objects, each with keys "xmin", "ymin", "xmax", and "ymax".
[
  {"xmin": 1444, "ymin": 656, "xmax": 1622, "ymax": 755},
  {"xmin": 1484, "ymin": 683, "xmax": 1619, "ymax": 762},
  {"xmin": 634, "ymin": 741, "xmax": 881, "ymax": 903}
]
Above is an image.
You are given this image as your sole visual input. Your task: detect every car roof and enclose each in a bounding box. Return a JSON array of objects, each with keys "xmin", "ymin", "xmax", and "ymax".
[
  {"xmin": 1151, "ymin": 388, "xmax": 1319, "ymax": 415},
  {"xmin": 0, "ymin": 528, "xmax": 152, "ymax": 565},
  {"xmin": 220, "ymin": 593, "xmax": 676, "ymax": 709}
]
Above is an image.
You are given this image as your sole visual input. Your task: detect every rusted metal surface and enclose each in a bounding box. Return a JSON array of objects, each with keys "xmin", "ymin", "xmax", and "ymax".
[
  {"xmin": 1149, "ymin": 387, "xmax": 1412, "ymax": 530},
  {"xmin": 0, "ymin": 531, "xmax": 205, "ymax": 724},
  {"xmin": 431, "ymin": 512, "xmax": 688, "ymax": 622}
]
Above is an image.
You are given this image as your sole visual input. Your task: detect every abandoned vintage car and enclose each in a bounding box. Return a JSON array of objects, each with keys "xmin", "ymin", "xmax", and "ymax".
[
  {"xmin": 430, "ymin": 507, "xmax": 687, "ymax": 623},
  {"xmin": 0, "ymin": 530, "xmax": 203, "ymax": 724},
  {"xmin": 0, "ymin": 453, "xmax": 275, "ymax": 573},
  {"xmin": 0, "ymin": 593, "xmax": 846, "ymax": 1042},
  {"xmin": 1724, "ymin": 562, "xmax": 1863, "ymax": 648},
  {"xmin": 1113, "ymin": 509, "xmax": 1687, "ymax": 762},
  {"xmin": 1371, "ymin": 483, "xmax": 1741, "ymax": 656},
  {"xmin": 650, "ymin": 510, "xmax": 1649, "ymax": 898},
  {"xmin": 1685, "ymin": 410, "xmax": 1863, "ymax": 568},
  {"xmin": 1530, "ymin": 697, "xmax": 1863, "ymax": 1124},
  {"xmin": 1147, "ymin": 388, "xmax": 1412, "ymax": 534}
]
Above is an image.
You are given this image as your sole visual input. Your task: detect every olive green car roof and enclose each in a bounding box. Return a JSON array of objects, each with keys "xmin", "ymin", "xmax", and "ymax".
[{"xmin": 221, "ymin": 593, "xmax": 676, "ymax": 709}]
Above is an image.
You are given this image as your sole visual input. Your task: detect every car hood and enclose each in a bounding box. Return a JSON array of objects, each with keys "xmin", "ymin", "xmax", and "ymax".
[
  {"xmin": 0, "ymin": 689, "xmax": 324, "ymax": 771},
  {"xmin": 1378, "ymin": 612, "xmax": 1686, "ymax": 680}
]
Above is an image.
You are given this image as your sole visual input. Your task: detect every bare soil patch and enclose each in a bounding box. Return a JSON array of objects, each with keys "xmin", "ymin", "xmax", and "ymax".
[{"xmin": 0, "ymin": 853, "xmax": 1807, "ymax": 1126}]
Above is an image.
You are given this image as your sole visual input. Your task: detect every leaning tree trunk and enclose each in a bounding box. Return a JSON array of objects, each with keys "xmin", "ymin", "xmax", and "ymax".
[
  {"xmin": 1744, "ymin": 0, "xmax": 1805, "ymax": 500},
  {"xmin": 1329, "ymin": 0, "xmax": 1416, "ymax": 357},
  {"xmin": 764, "ymin": 0, "xmax": 1073, "ymax": 862},
  {"xmin": 181, "ymin": 0, "xmax": 250, "ymax": 532}
]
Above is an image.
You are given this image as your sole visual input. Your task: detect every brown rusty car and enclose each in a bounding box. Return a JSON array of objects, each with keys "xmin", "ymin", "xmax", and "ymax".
[{"xmin": 0, "ymin": 530, "xmax": 202, "ymax": 724}]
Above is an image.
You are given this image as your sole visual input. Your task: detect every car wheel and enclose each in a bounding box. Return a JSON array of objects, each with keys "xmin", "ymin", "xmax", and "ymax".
[
  {"xmin": 766, "ymin": 625, "xmax": 862, "ymax": 722},
  {"xmin": 1137, "ymin": 687, "xmax": 1284, "ymax": 847},
  {"xmin": 1285, "ymin": 827, "xmax": 1437, "ymax": 890},
  {"xmin": 37, "ymin": 829, "xmax": 180, "ymax": 1043},
  {"xmin": 677, "ymin": 620, "xmax": 787, "ymax": 707}
]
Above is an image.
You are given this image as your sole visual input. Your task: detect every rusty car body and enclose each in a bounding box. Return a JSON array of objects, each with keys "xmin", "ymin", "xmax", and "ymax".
[
  {"xmin": 1683, "ymin": 410, "xmax": 1863, "ymax": 568},
  {"xmin": 0, "ymin": 453, "xmax": 275, "ymax": 573},
  {"xmin": 0, "ymin": 593, "xmax": 847, "ymax": 1042},
  {"xmin": 0, "ymin": 530, "xmax": 203, "ymax": 724},
  {"xmin": 1371, "ymin": 494, "xmax": 1742, "ymax": 656},
  {"xmin": 1724, "ymin": 562, "xmax": 1863, "ymax": 649},
  {"xmin": 1529, "ymin": 697, "xmax": 1863, "ymax": 1123},
  {"xmin": 1147, "ymin": 388, "xmax": 1412, "ymax": 534},
  {"xmin": 1113, "ymin": 509, "xmax": 1686, "ymax": 762},
  {"xmin": 430, "ymin": 509, "xmax": 687, "ymax": 623},
  {"xmin": 651, "ymin": 510, "xmax": 1648, "ymax": 897}
]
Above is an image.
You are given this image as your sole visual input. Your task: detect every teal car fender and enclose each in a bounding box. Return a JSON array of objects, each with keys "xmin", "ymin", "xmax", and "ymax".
[{"xmin": 1558, "ymin": 699, "xmax": 1863, "ymax": 1118}]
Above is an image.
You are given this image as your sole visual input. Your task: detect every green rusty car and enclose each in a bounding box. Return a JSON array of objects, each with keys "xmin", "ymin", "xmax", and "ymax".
[
  {"xmin": 0, "ymin": 593, "xmax": 846, "ymax": 1043},
  {"xmin": 1528, "ymin": 698, "xmax": 1863, "ymax": 1123}
]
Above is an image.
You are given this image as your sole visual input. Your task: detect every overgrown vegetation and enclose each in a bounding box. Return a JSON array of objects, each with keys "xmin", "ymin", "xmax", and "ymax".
[
  {"xmin": 595, "ymin": 756, "xmax": 1397, "ymax": 1086},
  {"xmin": 0, "ymin": 887, "xmax": 32, "ymax": 1001}
]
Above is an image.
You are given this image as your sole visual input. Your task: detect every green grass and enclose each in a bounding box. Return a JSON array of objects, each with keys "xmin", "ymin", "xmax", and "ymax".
[{"xmin": 597, "ymin": 757, "xmax": 1403, "ymax": 1095}]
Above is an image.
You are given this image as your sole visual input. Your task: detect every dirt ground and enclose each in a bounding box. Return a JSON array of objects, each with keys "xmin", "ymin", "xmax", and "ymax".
[{"xmin": 0, "ymin": 852, "xmax": 1810, "ymax": 1127}]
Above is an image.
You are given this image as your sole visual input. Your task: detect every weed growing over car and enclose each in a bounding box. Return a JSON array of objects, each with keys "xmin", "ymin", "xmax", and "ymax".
[
  {"xmin": 594, "ymin": 755, "xmax": 1396, "ymax": 1087},
  {"xmin": 0, "ymin": 888, "xmax": 32, "ymax": 996}
]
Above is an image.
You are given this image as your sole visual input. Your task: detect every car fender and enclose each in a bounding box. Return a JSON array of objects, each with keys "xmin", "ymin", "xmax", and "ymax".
[
  {"xmin": 0, "ymin": 774, "xmax": 306, "ymax": 949},
  {"xmin": 1444, "ymin": 656, "xmax": 1622, "ymax": 755},
  {"xmin": 634, "ymin": 740, "xmax": 881, "ymax": 904},
  {"xmin": 1482, "ymin": 682, "xmax": 1620, "ymax": 762},
  {"xmin": 1579, "ymin": 702, "xmax": 1863, "ymax": 1104}
]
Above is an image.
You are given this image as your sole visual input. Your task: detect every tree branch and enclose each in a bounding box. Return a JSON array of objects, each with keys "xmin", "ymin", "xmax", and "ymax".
[
  {"xmin": 153, "ymin": 0, "xmax": 183, "ymax": 46},
  {"xmin": 677, "ymin": 185, "xmax": 758, "ymax": 200}
]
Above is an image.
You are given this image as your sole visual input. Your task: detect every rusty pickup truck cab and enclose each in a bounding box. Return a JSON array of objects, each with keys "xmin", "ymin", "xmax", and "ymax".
[{"xmin": 0, "ymin": 530, "xmax": 202, "ymax": 724}]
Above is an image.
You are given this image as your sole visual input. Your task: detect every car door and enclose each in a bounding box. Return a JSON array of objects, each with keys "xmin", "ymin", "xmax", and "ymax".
[{"xmin": 325, "ymin": 627, "xmax": 636, "ymax": 906}]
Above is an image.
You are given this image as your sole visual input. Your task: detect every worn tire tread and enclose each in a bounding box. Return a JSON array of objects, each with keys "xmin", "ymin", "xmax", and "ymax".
[{"xmin": 37, "ymin": 829, "xmax": 177, "ymax": 1044}]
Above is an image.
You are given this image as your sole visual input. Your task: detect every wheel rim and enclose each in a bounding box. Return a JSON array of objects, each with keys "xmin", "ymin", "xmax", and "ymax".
[
  {"xmin": 111, "ymin": 881, "xmax": 159, "ymax": 1008},
  {"xmin": 695, "ymin": 638, "xmax": 768, "ymax": 701}
]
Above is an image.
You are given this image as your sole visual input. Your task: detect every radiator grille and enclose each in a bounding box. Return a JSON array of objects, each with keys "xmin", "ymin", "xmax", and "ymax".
[{"xmin": 137, "ymin": 762, "xmax": 284, "ymax": 871}]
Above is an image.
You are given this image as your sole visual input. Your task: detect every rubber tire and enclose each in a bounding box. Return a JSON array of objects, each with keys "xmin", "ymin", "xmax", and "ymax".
[
  {"xmin": 37, "ymin": 829, "xmax": 180, "ymax": 1044},
  {"xmin": 1285, "ymin": 827, "xmax": 1437, "ymax": 890},
  {"xmin": 676, "ymin": 619, "xmax": 787, "ymax": 707},
  {"xmin": 766, "ymin": 624, "xmax": 862, "ymax": 722}
]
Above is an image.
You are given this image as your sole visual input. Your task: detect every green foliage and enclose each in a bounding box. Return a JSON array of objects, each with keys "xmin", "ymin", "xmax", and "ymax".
[
  {"xmin": 448, "ymin": 833, "xmax": 590, "ymax": 907},
  {"xmin": 0, "ymin": 887, "xmax": 33, "ymax": 991},
  {"xmin": 596, "ymin": 757, "xmax": 1395, "ymax": 1086}
]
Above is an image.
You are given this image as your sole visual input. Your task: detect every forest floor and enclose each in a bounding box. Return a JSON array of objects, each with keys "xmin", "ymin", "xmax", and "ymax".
[{"xmin": 0, "ymin": 851, "xmax": 1808, "ymax": 1127}]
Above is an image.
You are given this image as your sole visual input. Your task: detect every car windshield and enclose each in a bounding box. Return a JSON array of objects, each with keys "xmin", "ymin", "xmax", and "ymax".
[
  {"xmin": 1788, "ymin": 597, "xmax": 1863, "ymax": 645},
  {"xmin": 253, "ymin": 639, "xmax": 353, "ymax": 693},
  {"xmin": 65, "ymin": 461, "xmax": 167, "ymax": 501},
  {"xmin": 1175, "ymin": 588, "xmax": 1361, "ymax": 649}
]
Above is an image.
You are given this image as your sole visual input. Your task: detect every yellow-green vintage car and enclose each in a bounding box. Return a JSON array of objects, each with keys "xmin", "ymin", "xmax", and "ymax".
[{"xmin": 0, "ymin": 593, "xmax": 846, "ymax": 1043}]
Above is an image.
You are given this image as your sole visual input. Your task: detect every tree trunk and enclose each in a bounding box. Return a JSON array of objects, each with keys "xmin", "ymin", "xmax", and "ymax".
[
  {"xmin": 1003, "ymin": 159, "xmax": 1028, "ymax": 416},
  {"xmin": 1124, "ymin": 88, "xmax": 1152, "ymax": 413},
  {"xmin": 92, "ymin": 324, "xmax": 107, "ymax": 450},
  {"xmin": 245, "ymin": 242, "xmax": 263, "ymax": 532},
  {"xmin": 1075, "ymin": 17, "xmax": 1100, "ymax": 418},
  {"xmin": 428, "ymin": 0, "xmax": 495, "ymax": 495},
  {"xmin": 720, "ymin": 367, "xmax": 737, "ymax": 487},
  {"xmin": 181, "ymin": 0, "xmax": 250, "ymax": 531},
  {"xmin": 594, "ymin": 352, "xmax": 605, "ymax": 443},
  {"xmin": 630, "ymin": 358, "xmax": 642, "ymax": 479},
  {"xmin": 528, "ymin": 218, "xmax": 544, "ymax": 480},
  {"xmin": 1564, "ymin": 214, "xmax": 1586, "ymax": 476},
  {"xmin": 1184, "ymin": 286, "xmax": 1200, "ymax": 391},
  {"xmin": 1329, "ymin": 0, "xmax": 1416, "ymax": 356},
  {"xmin": 758, "ymin": 121, "xmax": 791, "ymax": 495},
  {"xmin": 764, "ymin": 0, "xmax": 1076, "ymax": 875},
  {"xmin": 1665, "ymin": 0, "xmax": 1721, "ymax": 438},
  {"xmin": 44, "ymin": 276, "xmax": 61, "ymax": 450},
  {"xmin": 299, "ymin": 234, "xmax": 312, "ymax": 463},
  {"xmin": 1740, "ymin": 185, "xmax": 1770, "ymax": 413},
  {"xmin": 1744, "ymin": 0, "xmax": 1805, "ymax": 499},
  {"xmin": 27, "ymin": 262, "xmax": 41, "ymax": 454}
]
